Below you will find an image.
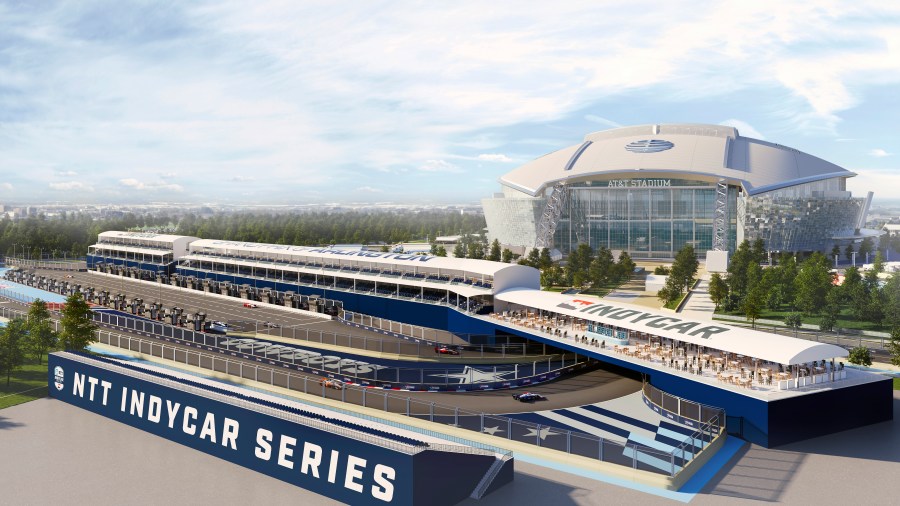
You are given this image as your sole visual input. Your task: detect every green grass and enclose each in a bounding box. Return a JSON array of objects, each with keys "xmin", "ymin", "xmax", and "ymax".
[
  {"xmin": 664, "ymin": 292, "xmax": 688, "ymax": 310},
  {"xmin": 894, "ymin": 377, "xmax": 900, "ymax": 391},
  {"xmin": 0, "ymin": 354, "xmax": 49, "ymax": 410},
  {"xmin": 718, "ymin": 306, "xmax": 890, "ymax": 332}
]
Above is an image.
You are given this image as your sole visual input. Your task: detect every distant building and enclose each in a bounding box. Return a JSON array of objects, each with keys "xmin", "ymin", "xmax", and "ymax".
[{"xmin": 483, "ymin": 123, "xmax": 876, "ymax": 259}]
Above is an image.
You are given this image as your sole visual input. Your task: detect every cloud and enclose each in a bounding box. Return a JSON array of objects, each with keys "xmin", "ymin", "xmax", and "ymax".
[
  {"xmin": 54, "ymin": 170, "xmax": 78, "ymax": 177},
  {"xmin": 869, "ymin": 149, "xmax": 891, "ymax": 157},
  {"xmin": 476, "ymin": 153, "xmax": 513, "ymax": 163},
  {"xmin": 355, "ymin": 186, "xmax": 382, "ymax": 193},
  {"xmin": 230, "ymin": 175, "xmax": 256, "ymax": 182},
  {"xmin": 49, "ymin": 181, "xmax": 93, "ymax": 191},
  {"xmin": 847, "ymin": 168, "xmax": 900, "ymax": 199},
  {"xmin": 119, "ymin": 178, "xmax": 184, "ymax": 192},
  {"xmin": 418, "ymin": 159, "xmax": 462, "ymax": 173},
  {"xmin": 1, "ymin": 1, "xmax": 899, "ymax": 203},
  {"xmin": 1, "ymin": 182, "xmax": 12, "ymax": 190},
  {"xmin": 584, "ymin": 115, "xmax": 622, "ymax": 128},
  {"xmin": 719, "ymin": 119, "xmax": 765, "ymax": 140}
]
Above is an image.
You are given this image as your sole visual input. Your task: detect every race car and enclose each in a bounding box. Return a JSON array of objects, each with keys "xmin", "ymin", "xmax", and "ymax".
[
  {"xmin": 512, "ymin": 392, "xmax": 547, "ymax": 403},
  {"xmin": 320, "ymin": 378, "xmax": 345, "ymax": 390},
  {"xmin": 434, "ymin": 346, "xmax": 460, "ymax": 355},
  {"xmin": 243, "ymin": 302, "xmax": 259, "ymax": 308}
]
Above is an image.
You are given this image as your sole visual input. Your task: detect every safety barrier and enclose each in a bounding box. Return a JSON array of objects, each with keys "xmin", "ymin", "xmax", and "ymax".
[
  {"xmin": 91, "ymin": 310, "xmax": 593, "ymax": 391},
  {"xmin": 95, "ymin": 328, "xmax": 701, "ymax": 477}
]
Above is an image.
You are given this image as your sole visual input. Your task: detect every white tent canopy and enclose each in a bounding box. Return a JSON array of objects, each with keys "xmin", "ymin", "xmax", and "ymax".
[{"xmin": 495, "ymin": 289, "xmax": 847, "ymax": 366}]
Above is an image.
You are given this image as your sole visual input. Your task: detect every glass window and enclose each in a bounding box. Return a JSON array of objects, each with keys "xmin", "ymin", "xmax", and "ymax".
[
  {"xmin": 609, "ymin": 221, "xmax": 628, "ymax": 250},
  {"xmin": 588, "ymin": 221, "xmax": 608, "ymax": 251},
  {"xmin": 651, "ymin": 189, "xmax": 671, "ymax": 219},
  {"xmin": 609, "ymin": 191, "xmax": 628, "ymax": 220},
  {"xmin": 628, "ymin": 190, "xmax": 650, "ymax": 220},
  {"xmin": 673, "ymin": 220, "xmax": 694, "ymax": 251},
  {"xmin": 650, "ymin": 221, "xmax": 672, "ymax": 255},
  {"xmin": 629, "ymin": 222, "xmax": 649, "ymax": 252},
  {"xmin": 695, "ymin": 189, "xmax": 715, "ymax": 219},
  {"xmin": 673, "ymin": 189, "xmax": 693, "ymax": 219},
  {"xmin": 695, "ymin": 223, "xmax": 713, "ymax": 251}
]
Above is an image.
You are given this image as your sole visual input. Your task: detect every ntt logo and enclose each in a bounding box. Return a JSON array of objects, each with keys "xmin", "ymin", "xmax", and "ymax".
[{"xmin": 625, "ymin": 139, "xmax": 674, "ymax": 153}]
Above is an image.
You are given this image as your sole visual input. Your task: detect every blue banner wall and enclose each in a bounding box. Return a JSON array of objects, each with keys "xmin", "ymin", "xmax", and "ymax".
[{"xmin": 48, "ymin": 354, "xmax": 417, "ymax": 505}]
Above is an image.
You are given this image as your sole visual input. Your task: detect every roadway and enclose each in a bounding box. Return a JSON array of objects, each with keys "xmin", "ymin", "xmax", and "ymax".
[
  {"xmin": 5, "ymin": 272, "xmax": 642, "ymax": 416},
  {"xmin": 31, "ymin": 269, "xmax": 550, "ymax": 361}
]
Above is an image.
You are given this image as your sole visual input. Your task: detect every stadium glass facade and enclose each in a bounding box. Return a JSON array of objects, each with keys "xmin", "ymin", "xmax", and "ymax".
[
  {"xmin": 483, "ymin": 124, "xmax": 873, "ymax": 260},
  {"xmin": 550, "ymin": 179, "xmax": 738, "ymax": 258}
]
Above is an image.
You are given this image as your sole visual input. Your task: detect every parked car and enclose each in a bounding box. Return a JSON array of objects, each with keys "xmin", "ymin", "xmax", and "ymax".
[{"xmin": 512, "ymin": 392, "xmax": 546, "ymax": 403}]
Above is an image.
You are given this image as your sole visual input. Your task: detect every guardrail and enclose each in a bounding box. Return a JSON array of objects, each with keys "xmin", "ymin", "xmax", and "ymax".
[
  {"xmin": 94, "ymin": 328, "xmax": 690, "ymax": 477},
  {"xmin": 641, "ymin": 381, "xmax": 726, "ymax": 477},
  {"xmin": 91, "ymin": 310, "xmax": 592, "ymax": 391},
  {"xmin": 3, "ymin": 256, "xmax": 87, "ymax": 271}
]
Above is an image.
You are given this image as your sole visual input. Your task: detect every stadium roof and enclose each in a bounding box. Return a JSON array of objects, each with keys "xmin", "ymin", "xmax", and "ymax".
[
  {"xmin": 496, "ymin": 289, "xmax": 848, "ymax": 365},
  {"xmin": 499, "ymin": 123, "xmax": 855, "ymax": 197}
]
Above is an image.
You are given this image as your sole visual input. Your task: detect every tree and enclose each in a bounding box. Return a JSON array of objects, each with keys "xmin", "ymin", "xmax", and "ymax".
[
  {"xmin": 59, "ymin": 293, "xmax": 98, "ymax": 352},
  {"xmin": 27, "ymin": 299, "xmax": 58, "ymax": 364},
  {"xmin": 884, "ymin": 272, "xmax": 900, "ymax": 330},
  {"xmin": 0, "ymin": 318, "xmax": 29, "ymax": 386},
  {"xmin": 614, "ymin": 251, "xmax": 635, "ymax": 283},
  {"xmin": 859, "ymin": 237, "xmax": 875, "ymax": 263},
  {"xmin": 467, "ymin": 241, "xmax": 484, "ymax": 259},
  {"xmin": 590, "ymin": 247, "xmax": 615, "ymax": 286},
  {"xmin": 726, "ymin": 240, "xmax": 752, "ymax": 298},
  {"xmin": 819, "ymin": 313, "xmax": 837, "ymax": 332},
  {"xmin": 784, "ymin": 312, "xmax": 802, "ymax": 338},
  {"xmin": 887, "ymin": 327, "xmax": 900, "ymax": 368},
  {"xmin": 671, "ymin": 244, "xmax": 699, "ymax": 293},
  {"xmin": 501, "ymin": 248, "xmax": 514, "ymax": 263},
  {"xmin": 741, "ymin": 287, "xmax": 763, "ymax": 328},
  {"xmin": 487, "ymin": 239, "xmax": 502, "ymax": 262},
  {"xmin": 831, "ymin": 244, "xmax": 841, "ymax": 264},
  {"xmin": 452, "ymin": 242, "xmax": 466, "ymax": 258},
  {"xmin": 793, "ymin": 252, "xmax": 833, "ymax": 315},
  {"xmin": 538, "ymin": 248, "xmax": 553, "ymax": 270},
  {"xmin": 433, "ymin": 245, "xmax": 447, "ymax": 257},
  {"xmin": 847, "ymin": 345, "xmax": 872, "ymax": 367},
  {"xmin": 708, "ymin": 273, "xmax": 728, "ymax": 311},
  {"xmin": 750, "ymin": 238, "xmax": 766, "ymax": 265},
  {"xmin": 845, "ymin": 243, "xmax": 855, "ymax": 264}
]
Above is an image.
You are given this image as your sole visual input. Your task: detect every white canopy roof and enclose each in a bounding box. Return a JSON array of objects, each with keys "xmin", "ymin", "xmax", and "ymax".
[{"xmin": 496, "ymin": 289, "xmax": 848, "ymax": 365}]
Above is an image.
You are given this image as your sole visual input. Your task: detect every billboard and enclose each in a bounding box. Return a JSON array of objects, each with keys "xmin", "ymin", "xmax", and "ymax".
[{"xmin": 49, "ymin": 353, "xmax": 420, "ymax": 505}]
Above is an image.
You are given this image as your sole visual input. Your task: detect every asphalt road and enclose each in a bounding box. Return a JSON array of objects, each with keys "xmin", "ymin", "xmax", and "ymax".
[
  {"xmin": 2, "ymin": 275, "xmax": 642, "ymax": 417},
  {"xmin": 30, "ymin": 269, "xmax": 546, "ymax": 361}
]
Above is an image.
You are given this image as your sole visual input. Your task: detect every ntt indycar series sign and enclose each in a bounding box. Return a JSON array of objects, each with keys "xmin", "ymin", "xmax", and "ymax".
[{"xmin": 47, "ymin": 354, "xmax": 410, "ymax": 505}]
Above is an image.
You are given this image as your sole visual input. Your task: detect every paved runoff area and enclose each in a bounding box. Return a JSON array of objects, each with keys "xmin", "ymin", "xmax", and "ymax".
[{"xmin": 2, "ymin": 390, "xmax": 899, "ymax": 505}]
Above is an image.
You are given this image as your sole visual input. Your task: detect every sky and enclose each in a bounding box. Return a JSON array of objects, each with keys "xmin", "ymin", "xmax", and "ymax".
[{"xmin": 1, "ymin": 1, "xmax": 899, "ymax": 205}]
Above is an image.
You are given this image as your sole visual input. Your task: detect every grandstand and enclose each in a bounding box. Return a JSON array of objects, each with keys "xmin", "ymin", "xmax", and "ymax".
[
  {"xmin": 83, "ymin": 232, "xmax": 894, "ymax": 448},
  {"xmin": 87, "ymin": 231, "xmax": 198, "ymax": 274}
]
